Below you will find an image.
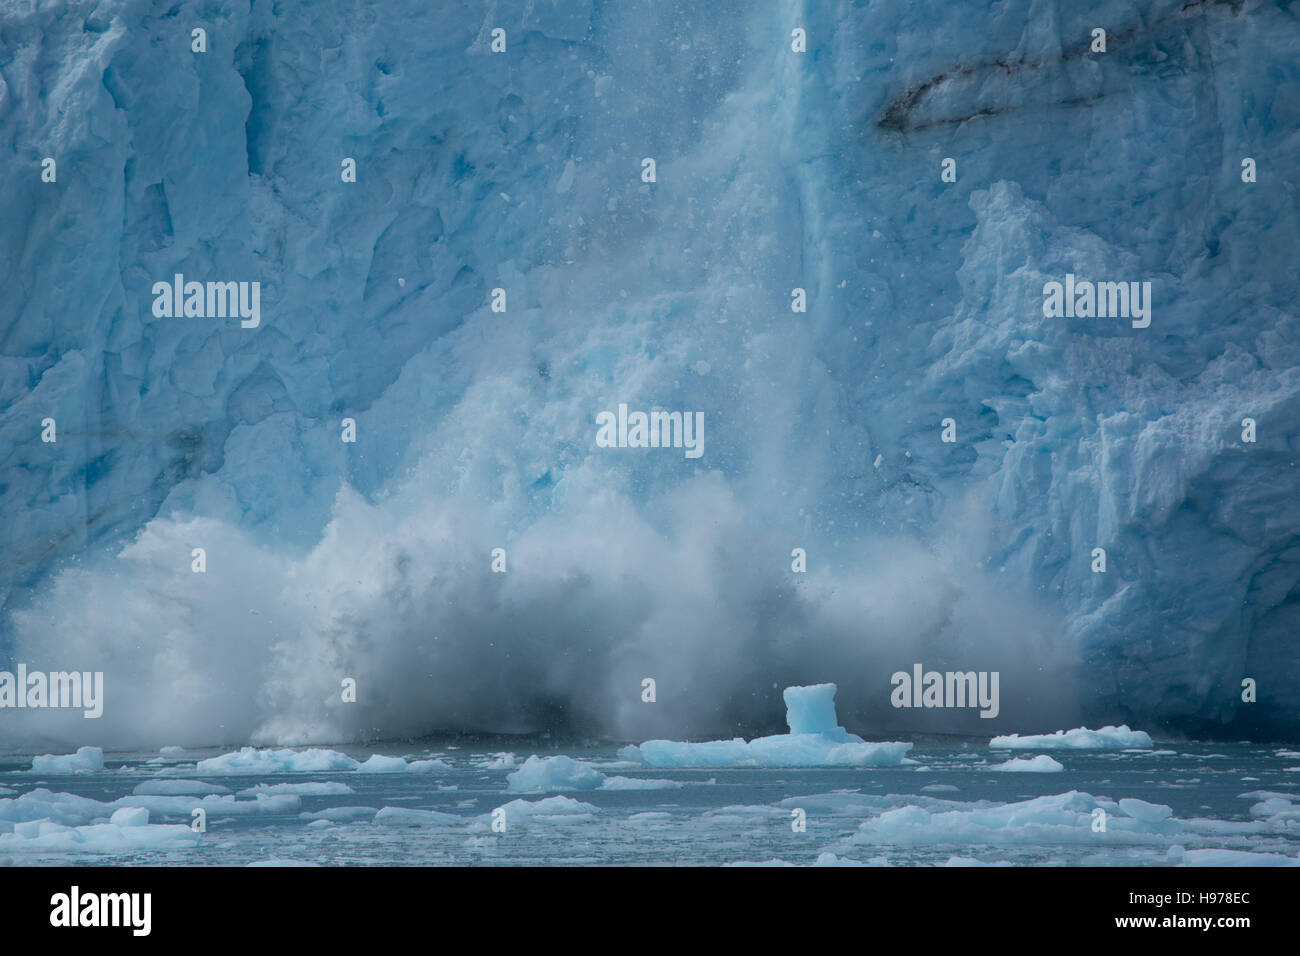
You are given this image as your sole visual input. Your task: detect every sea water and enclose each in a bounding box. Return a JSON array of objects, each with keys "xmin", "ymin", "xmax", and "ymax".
[{"xmin": 2, "ymin": 740, "xmax": 1297, "ymax": 867}]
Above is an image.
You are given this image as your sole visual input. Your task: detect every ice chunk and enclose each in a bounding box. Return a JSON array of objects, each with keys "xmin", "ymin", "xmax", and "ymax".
[
  {"xmin": 1118, "ymin": 798, "xmax": 1174, "ymax": 823},
  {"xmin": 486, "ymin": 796, "xmax": 599, "ymax": 826},
  {"xmin": 356, "ymin": 754, "xmax": 450, "ymax": 772},
  {"xmin": 193, "ymin": 746, "xmax": 441, "ymax": 775},
  {"xmin": 235, "ymin": 782, "xmax": 353, "ymax": 797},
  {"xmin": 133, "ymin": 780, "xmax": 231, "ymax": 796},
  {"xmin": 989, "ymin": 726, "xmax": 1153, "ymax": 750},
  {"xmin": 195, "ymin": 747, "xmax": 360, "ymax": 773},
  {"xmin": 1246, "ymin": 796, "xmax": 1300, "ymax": 823},
  {"xmin": 507, "ymin": 755, "xmax": 606, "ymax": 793},
  {"xmin": 109, "ymin": 807, "xmax": 149, "ymax": 827},
  {"xmin": 0, "ymin": 787, "xmax": 300, "ymax": 827},
  {"xmin": 783, "ymin": 683, "xmax": 846, "ymax": 738},
  {"xmin": 30, "ymin": 747, "xmax": 104, "ymax": 773},
  {"xmin": 356, "ymin": 755, "xmax": 410, "ymax": 773},
  {"xmin": 406, "ymin": 758, "xmax": 452, "ymax": 772},
  {"xmin": 627, "ymin": 812, "xmax": 673, "ymax": 824},
  {"xmin": 620, "ymin": 739, "xmax": 753, "ymax": 768},
  {"xmin": 847, "ymin": 791, "xmax": 1181, "ymax": 847},
  {"xmin": 620, "ymin": 684, "xmax": 912, "ymax": 768},
  {"xmin": 0, "ymin": 822, "xmax": 202, "ymax": 853},
  {"xmin": 503, "ymin": 754, "xmax": 686, "ymax": 792},
  {"xmin": 813, "ymin": 852, "xmax": 889, "ymax": 867},
  {"xmin": 373, "ymin": 807, "xmax": 462, "ymax": 827},
  {"xmin": 990, "ymin": 755, "xmax": 1064, "ymax": 772}
]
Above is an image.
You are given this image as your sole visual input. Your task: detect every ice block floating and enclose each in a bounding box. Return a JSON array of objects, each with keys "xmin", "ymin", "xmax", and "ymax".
[{"xmin": 619, "ymin": 683, "xmax": 913, "ymax": 768}]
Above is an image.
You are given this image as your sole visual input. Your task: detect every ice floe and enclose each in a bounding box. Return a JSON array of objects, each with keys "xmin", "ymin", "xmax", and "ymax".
[
  {"xmin": 30, "ymin": 746, "xmax": 104, "ymax": 773},
  {"xmin": 620, "ymin": 684, "xmax": 913, "ymax": 768},
  {"xmin": 194, "ymin": 747, "xmax": 448, "ymax": 774},
  {"xmin": 373, "ymin": 806, "xmax": 462, "ymax": 827},
  {"xmin": 505, "ymin": 755, "xmax": 681, "ymax": 793},
  {"xmin": 989, "ymin": 726, "xmax": 1153, "ymax": 750},
  {"xmin": 989, "ymin": 755, "xmax": 1064, "ymax": 772}
]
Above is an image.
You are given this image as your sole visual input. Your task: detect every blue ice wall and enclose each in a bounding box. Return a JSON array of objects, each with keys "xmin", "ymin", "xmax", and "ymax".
[{"xmin": 0, "ymin": 0, "xmax": 1297, "ymax": 747}]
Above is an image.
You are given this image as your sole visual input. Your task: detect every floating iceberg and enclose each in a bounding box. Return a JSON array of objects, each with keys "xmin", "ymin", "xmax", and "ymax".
[
  {"xmin": 846, "ymin": 791, "xmax": 1188, "ymax": 847},
  {"xmin": 506, "ymin": 754, "xmax": 682, "ymax": 792},
  {"xmin": 989, "ymin": 726, "xmax": 1153, "ymax": 750},
  {"xmin": 30, "ymin": 747, "xmax": 104, "ymax": 773},
  {"xmin": 990, "ymin": 755, "xmax": 1064, "ymax": 772},
  {"xmin": 620, "ymin": 684, "xmax": 913, "ymax": 768},
  {"xmin": 373, "ymin": 806, "xmax": 462, "ymax": 827},
  {"xmin": 195, "ymin": 747, "xmax": 361, "ymax": 773},
  {"xmin": 133, "ymin": 780, "xmax": 231, "ymax": 796},
  {"xmin": 0, "ymin": 787, "xmax": 300, "ymax": 829},
  {"xmin": 194, "ymin": 747, "xmax": 447, "ymax": 774},
  {"xmin": 108, "ymin": 807, "xmax": 150, "ymax": 827},
  {"xmin": 356, "ymin": 754, "xmax": 450, "ymax": 773},
  {"xmin": 507, "ymin": 755, "xmax": 605, "ymax": 793},
  {"xmin": 0, "ymin": 819, "xmax": 202, "ymax": 853},
  {"xmin": 484, "ymin": 796, "xmax": 599, "ymax": 828}
]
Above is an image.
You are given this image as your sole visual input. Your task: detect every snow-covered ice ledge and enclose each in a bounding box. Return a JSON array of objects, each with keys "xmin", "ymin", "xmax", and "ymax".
[{"xmin": 619, "ymin": 684, "xmax": 913, "ymax": 768}]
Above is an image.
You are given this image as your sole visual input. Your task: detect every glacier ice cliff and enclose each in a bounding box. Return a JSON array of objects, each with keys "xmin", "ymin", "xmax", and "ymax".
[{"xmin": 0, "ymin": 0, "xmax": 1297, "ymax": 748}]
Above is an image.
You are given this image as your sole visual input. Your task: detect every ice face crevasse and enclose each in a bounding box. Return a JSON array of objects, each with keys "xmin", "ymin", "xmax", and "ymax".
[{"xmin": 0, "ymin": 0, "xmax": 1298, "ymax": 749}]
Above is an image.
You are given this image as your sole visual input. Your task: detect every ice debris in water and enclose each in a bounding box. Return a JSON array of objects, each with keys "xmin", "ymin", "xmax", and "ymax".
[
  {"xmin": 30, "ymin": 747, "xmax": 105, "ymax": 773},
  {"xmin": 989, "ymin": 726, "xmax": 1153, "ymax": 750},
  {"xmin": 619, "ymin": 684, "xmax": 913, "ymax": 768}
]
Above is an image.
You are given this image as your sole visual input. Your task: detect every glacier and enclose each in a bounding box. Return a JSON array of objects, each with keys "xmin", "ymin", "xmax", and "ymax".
[{"xmin": 0, "ymin": 0, "xmax": 1298, "ymax": 751}]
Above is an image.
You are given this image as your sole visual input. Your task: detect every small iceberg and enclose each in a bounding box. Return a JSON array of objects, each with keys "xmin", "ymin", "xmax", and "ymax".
[
  {"xmin": 477, "ymin": 796, "xmax": 600, "ymax": 829},
  {"xmin": 505, "ymin": 755, "xmax": 683, "ymax": 793},
  {"xmin": 990, "ymin": 755, "xmax": 1064, "ymax": 773},
  {"xmin": 194, "ymin": 747, "xmax": 449, "ymax": 774},
  {"xmin": 30, "ymin": 747, "xmax": 104, "ymax": 774},
  {"xmin": 195, "ymin": 748, "xmax": 360, "ymax": 774},
  {"xmin": 619, "ymin": 684, "xmax": 913, "ymax": 768},
  {"xmin": 507, "ymin": 755, "xmax": 604, "ymax": 793},
  {"xmin": 373, "ymin": 806, "xmax": 463, "ymax": 827},
  {"xmin": 133, "ymin": 779, "xmax": 231, "ymax": 796},
  {"xmin": 989, "ymin": 726, "xmax": 1153, "ymax": 750}
]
